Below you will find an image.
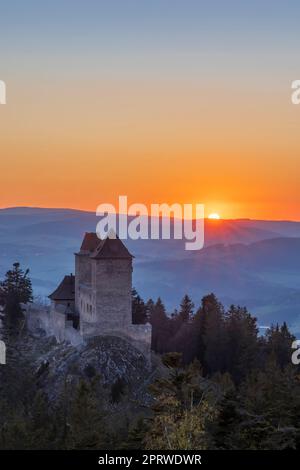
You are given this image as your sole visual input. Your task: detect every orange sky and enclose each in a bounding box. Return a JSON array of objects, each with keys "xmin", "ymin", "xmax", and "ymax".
[
  {"xmin": 1, "ymin": 3, "xmax": 300, "ymax": 221},
  {"xmin": 1, "ymin": 77, "xmax": 299, "ymax": 220}
]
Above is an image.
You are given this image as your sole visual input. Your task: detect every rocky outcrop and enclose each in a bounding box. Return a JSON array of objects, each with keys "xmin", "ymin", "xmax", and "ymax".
[{"xmin": 31, "ymin": 334, "xmax": 154, "ymax": 403}]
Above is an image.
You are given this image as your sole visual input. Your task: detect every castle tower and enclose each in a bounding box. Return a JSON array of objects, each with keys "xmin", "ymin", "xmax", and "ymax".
[
  {"xmin": 48, "ymin": 232, "xmax": 151, "ymax": 362},
  {"xmin": 76, "ymin": 233, "xmax": 133, "ymax": 338},
  {"xmin": 74, "ymin": 233, "xmax": 99, "ymax": 314}
]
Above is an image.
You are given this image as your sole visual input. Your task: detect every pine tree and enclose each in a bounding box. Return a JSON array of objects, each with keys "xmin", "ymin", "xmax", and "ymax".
[
  {"xmin": 66, "ymin": 378, "xmax": 108, "ymax": 450},
  {"xmin": 149, "ymin": 298, "xmax": 169, "ymax": 353},
  {"xmin": 224, "ymin": 305, "xmax": 259, "ymax": 382},
  {"xmin": 178, "ymin": 295, "xmax": 194, "ymax": 323},
  {"xmin": 0, "ymin": 262, "xmax": 33, "ymax": 332},
  {"xmin": 216, "ymin": 358, "xmax": 300, "ymax": 450},
  {"xmin": 132, "ymin": 288, "xmax": 148, "ymax": 324},
  {"xmin": 28, "ymin": 391, "xmax": 55, "ymax": 449},
  {"xmin": 144, "ymin": 353, "xmax": 216, "ymax": 450},
  {"xmin": 200, "ymin": 294, "xmax": 226, "ymax": 374},
  {"xmin": 266, "ymin": 322, "xmax": 295, "ymax": 368}
]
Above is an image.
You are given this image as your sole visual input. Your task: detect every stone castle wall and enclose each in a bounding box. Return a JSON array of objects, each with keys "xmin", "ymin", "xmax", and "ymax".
[
  {"xmin": 78, "ymin": 257, "xmax": 133, "ymax": 337},
  {"xmin": 25, "ymin": 302, "xmax": 151, "ymax": 361},
  {"xmin": 75, "ymin": 321, "xmax": 152, "ymax": 362},
  {"xmin": 24, "ymin": 303, "xmax": 84, "ymax": 347},
  {"xmin": 75, "ymin": 254, "xmax": 92, "ymax": 312},
  {"xmin": 93, "ymin": 258, "xmax": 132, "ymax": 330}
]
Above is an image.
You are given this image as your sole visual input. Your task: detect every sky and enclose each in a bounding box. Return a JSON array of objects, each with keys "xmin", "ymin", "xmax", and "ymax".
[{"xmin": 0, "ymin": 0, "xmax": 300, "ymax": 220}]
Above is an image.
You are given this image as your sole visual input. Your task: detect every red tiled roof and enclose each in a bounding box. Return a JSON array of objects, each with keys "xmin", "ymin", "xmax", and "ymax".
[
  {"xmin": 91, "ymin": 236, "xmax": 133, "ymax": 259},
  {"xmin": 48, "ymin": 274, "xmax": 75, "ymax": 301},
  {"xmin": 80, "ymin": 232, "xmax": 101, "ymax": 252}
]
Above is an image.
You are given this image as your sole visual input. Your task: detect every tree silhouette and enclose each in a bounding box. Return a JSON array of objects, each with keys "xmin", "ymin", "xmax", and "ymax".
[{"xmin": 0, "ymin": 262, "xmax": 32, "ymax": 332}]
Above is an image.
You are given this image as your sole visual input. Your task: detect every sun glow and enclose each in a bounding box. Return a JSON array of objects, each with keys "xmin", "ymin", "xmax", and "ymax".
[{"xmin": 208, "ymin": 213, "xmax": 221, "ymax": 220}]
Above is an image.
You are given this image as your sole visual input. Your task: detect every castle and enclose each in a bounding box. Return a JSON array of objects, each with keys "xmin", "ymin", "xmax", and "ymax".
[{"xmin": 27, "ymin": 233, "xmax": 152, "ymax": 361}]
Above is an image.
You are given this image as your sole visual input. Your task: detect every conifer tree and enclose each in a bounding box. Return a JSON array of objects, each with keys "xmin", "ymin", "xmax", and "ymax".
[
  {"xmin": 144, "ymin": 353, "xmax": 216, "ymax": 450},
  {"xmin": 224, "ymin": 305, "xmax": 259, "ymax": 382},
  {"xmin": 66, "ymin": 378, "xmax": 108, "ymax": 450},
  {"xmin": 266, "ymin": 322, "xmax": 295, "ymax": 368},
  {"xmin": 149, "ymin": 298, "xmax": 169, "ymax": 353},
  {"xmin": 0, "ymin": 262, "xmax": 32, "ymax": 330},
  {"xmin": 200, "ymin": 294, "xmax": 226, "ymax": 374},
  {"xmin": 178, "ymin": 295, "xmax": 194, "ymax": 323},
  {"xmin": 132, "ymin": 288, "xmax": 148, "ymax": 324}
]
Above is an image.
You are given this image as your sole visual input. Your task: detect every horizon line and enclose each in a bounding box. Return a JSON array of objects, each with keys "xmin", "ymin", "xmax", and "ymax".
[{"xmin": 0, "ymin": 205, "xmax": 300, "ymax": 224}]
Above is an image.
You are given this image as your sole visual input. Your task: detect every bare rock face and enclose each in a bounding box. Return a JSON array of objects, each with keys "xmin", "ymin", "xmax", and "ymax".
[{"xmin": 33, "ymin": 335, "xmax": 153, "ymax": 403}]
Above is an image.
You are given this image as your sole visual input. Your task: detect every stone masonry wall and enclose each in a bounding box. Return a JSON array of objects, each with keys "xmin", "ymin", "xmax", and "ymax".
[
  {"xmin": 25, "ymin": 303, "xmax": 151, "ymax": 362},
  {"xmin": 75, "ymin": 254, "xmax": 92, "ymax": 312},
  {"xmin": 24, "ymin": 303, "xmax": 83, "ymax": 347},
  {"xmin": 93, "ymin": 258, "xmax": 132, "ymax": 330}
]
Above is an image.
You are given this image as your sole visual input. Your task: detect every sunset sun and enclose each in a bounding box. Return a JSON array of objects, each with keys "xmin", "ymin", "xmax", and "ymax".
[{"xmin": 208, "ymin": 213, "xmax": 221, "ymax": 220}]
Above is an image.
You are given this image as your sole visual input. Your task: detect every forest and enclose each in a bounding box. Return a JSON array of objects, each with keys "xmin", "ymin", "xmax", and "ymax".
[{"xmin": 0, "ymin": 264, "xmax": 300, "ymax": 450}]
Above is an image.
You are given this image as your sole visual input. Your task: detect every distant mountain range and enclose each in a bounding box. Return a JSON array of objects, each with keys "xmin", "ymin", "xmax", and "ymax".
[{"xmin": 1, "ymin": 207, "xmax": 300, "ymax": 334}]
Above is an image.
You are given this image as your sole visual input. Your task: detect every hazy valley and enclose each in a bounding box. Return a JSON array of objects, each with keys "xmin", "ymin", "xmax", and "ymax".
[{"xmin": 1, "ymin": 207, "xmax": 300, "ymax": 333}]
